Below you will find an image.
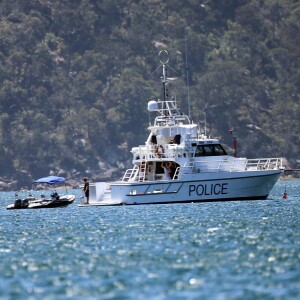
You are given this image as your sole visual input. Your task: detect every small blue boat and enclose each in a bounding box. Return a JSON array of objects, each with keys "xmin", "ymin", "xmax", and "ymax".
[{"xmin": 6, "ymin": 176, "xmax": 75, "ymax": 209}]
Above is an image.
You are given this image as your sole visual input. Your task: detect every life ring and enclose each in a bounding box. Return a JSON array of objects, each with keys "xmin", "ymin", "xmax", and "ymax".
[{"xmin": 155, "ymin": 145, "xmax": 164, "ymax": 158}]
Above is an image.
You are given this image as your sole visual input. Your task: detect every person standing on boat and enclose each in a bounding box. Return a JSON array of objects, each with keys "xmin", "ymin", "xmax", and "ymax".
[
  {"xmin": 169, "ymin": 162, "xmax": 176, "ymax": 179},
  {"xmin": 161, "ymin": 162, "xmax": 171, "ymax": 180},
  {"xmin": 83, "ymin": 177, "xmax": 89, "ymax": 204}
]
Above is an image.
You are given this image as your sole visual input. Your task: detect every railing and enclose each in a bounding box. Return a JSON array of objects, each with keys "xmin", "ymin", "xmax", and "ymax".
[
  {"xmin": 122, "ymin": 158, "xmax": 284, "ymax": 182},
  {"xmin": 122, "ymin": 166, "xmax": 139, "ymax": 182},
  {"xmin": 181, "ymin": 158, "xmax": 284, "ymax": 174},
  {"xmin": 132, "ymin": 144, "xmax": 189, "ymax": 160},
  {"xmin": 245, "ymin": 158, "xmax": 284, "ymax": 170}
]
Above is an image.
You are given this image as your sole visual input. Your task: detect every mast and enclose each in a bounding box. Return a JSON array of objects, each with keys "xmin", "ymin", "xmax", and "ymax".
[
  {"xmin": 154, "ymin": 50, "xmax": 186, "ymax": 121},
  {"xmin": 159, "ymin": 50, "xmax": 169, "ymax": 116},
  {"xmin": 185, "ymin": 29, "xmax": 191, "ymax": 120}
]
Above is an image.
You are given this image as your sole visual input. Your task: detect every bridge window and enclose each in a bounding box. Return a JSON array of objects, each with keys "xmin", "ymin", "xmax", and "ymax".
[{"xmin": 195, "ymin": 144, "xmax": 227, "ymax": 157}]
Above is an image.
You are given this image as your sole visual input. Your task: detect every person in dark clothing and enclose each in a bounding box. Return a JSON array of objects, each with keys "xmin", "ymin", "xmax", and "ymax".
[{"xmin": 83, "ymin": 177, "xmax": 89, "ymax": 204}]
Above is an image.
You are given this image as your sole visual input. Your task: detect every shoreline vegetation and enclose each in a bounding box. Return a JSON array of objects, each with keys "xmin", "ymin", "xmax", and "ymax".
[{"xmin": 0, "ymin": 1, "xmax": 299, "ymax": 190}]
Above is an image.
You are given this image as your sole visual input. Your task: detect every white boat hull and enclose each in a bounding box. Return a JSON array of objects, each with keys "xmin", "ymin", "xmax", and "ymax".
[{"xmin": 87, "ymin": 170, "xmax": 282, "ymax": 206}]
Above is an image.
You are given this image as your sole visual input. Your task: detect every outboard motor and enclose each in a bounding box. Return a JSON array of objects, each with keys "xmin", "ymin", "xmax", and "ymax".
[{"xmin": 14, "ymin": 199, "xmax": 22, "ymax": 208}]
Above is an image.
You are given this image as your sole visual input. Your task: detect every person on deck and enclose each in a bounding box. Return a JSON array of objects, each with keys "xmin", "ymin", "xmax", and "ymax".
[
  {"xmin": 161, "ymin": 162, "xmax": 171, "ymax": 180},
  {"xmin": 83, "ymin": 177, "xmax": 89, "ymax": 204}
]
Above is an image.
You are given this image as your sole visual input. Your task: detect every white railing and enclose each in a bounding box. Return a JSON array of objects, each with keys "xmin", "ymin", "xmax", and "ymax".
[
  {"xmin": 181, "ymin": 158, "xmax": 284, "ymax": 174},
  {"xmin": 123, "ymin": 157, "xmax": 284, "ymax": 182},
  {"xmin": 132, "ymin": 144, "xmax": 188, "ymax": 160},
  {"xmin": 245, "ymin": 158, "xmax": 284, "ymax": 170},
  {"xmin": 122, "ymin": 166, "xmax": 139, "ymax": 182}
]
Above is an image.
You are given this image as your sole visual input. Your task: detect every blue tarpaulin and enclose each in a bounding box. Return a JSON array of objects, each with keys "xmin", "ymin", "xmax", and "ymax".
[{"xmin": 34, "ymin": 176, "xmax": 66, "ymax": 185}]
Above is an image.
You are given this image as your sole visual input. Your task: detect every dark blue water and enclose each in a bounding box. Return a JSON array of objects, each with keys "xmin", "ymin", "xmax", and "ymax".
[{"xmin": 0, "ymin": 180, "xmax": 299, "ymax": 299}]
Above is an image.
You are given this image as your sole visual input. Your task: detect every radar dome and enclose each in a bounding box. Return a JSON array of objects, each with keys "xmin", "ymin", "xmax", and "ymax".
[{"xmin": 148, "ymin": 100, "xmax": 158, "ymax": 111}]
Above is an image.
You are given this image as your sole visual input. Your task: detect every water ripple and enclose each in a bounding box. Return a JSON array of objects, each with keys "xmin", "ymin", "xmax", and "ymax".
[{"xmin": 0, "ymin": 181, "xmax": 300, "ymax": 299}]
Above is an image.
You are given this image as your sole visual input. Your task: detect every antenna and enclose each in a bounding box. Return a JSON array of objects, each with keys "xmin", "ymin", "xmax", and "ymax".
[
  {"xmin": 155, "ymin": 50, "xmax": 181, "ymax": 118},
  {"xmin": 185, "ymin": 29, "xmax": 191, "ymax": 120},
  {"xmin": 158, "ymin": 50, "xmax": 169, "ymax": 116},
  {"xmin": 204, "ymin": 111, "xmax": 207, "ymax": 137},
  {"xmin": 158, "ymin": 49, "xmax": 169, "ymax": 65}
]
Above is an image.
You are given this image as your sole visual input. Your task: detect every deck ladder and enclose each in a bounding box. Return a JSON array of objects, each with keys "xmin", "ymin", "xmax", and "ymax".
[
  {"xmin": 173, "ymin": 167, "xmax": 180, "ymax": 179},
  {"xmin": 138, "ymin": 161, "xmax": 147, "ymax": 182}
]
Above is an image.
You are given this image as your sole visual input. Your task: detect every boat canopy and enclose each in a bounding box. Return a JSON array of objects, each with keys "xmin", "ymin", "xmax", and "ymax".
[{"xmin": 34, "ymin": 176, "xmax": 66, "ymax": 184}]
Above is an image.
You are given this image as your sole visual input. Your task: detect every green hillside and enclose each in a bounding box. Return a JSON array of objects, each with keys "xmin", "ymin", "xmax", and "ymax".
[{"xmin": 0, "ymin": 0, "xmax": 299, "ymax": 189}]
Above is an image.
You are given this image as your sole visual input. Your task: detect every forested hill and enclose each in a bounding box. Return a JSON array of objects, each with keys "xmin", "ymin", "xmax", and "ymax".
[{"xmin": 0, "ymin": 0, "xmax": 299, "ymax": 189}]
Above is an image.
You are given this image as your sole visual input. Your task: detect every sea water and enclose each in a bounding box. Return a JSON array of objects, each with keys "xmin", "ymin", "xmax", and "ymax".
[{"xmin": 0, "ymin": 180, "xmax": 299, "ymax": 300}]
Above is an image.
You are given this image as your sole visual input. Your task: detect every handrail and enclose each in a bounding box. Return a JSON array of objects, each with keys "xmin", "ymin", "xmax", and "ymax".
[
  {"xmin": 123, "ymin": 158, "xmax": 284, "ymax": 182},
  {"xmin": 181, "ymin": 158, "xmax": 284, "ymax": 174},
  {"xmin": 245, "ymin": 158, "xmax": 284, "ymax": 170},
  {"xmin": 122, "ymin": 166, "xmax": 139, "ymax": 182},
  {"xmin": 132, "ymin": 144, "xmax": 187, "ymax": 160}
]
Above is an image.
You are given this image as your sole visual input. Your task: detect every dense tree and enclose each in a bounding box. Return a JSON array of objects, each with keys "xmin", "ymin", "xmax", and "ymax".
[{"xmin": 0, "ymin": 0, "xmax": 299, "ymax": 188}]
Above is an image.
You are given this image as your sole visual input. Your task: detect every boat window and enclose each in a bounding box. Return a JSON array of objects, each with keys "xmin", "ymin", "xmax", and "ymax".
[
  {"xmin": 195, "ymin": 145, "xmax": 205, "ymax": 156},
  {"xmin": 214, "ymin": 144, "xmax": 227, "ymax": 155},
  {"xmin": 195, "ymin": 144, "xmax": 227, "ymax": 156},
  {"xmin": 203, "ymin": 145, "xmax": 214, "ymax": 156},
  {"xmin": 151, "ymin": 135, "xmax": 157, "ymax": 144},
  {"xmin": 173, "ymin": 134, "xmax": 181, "ymax": 145}
]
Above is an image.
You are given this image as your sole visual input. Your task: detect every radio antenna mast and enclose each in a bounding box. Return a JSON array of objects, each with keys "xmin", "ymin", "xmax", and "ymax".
[{"xmin": 185, "ymin": 29, "xmax": 191, "ymax": 120}]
